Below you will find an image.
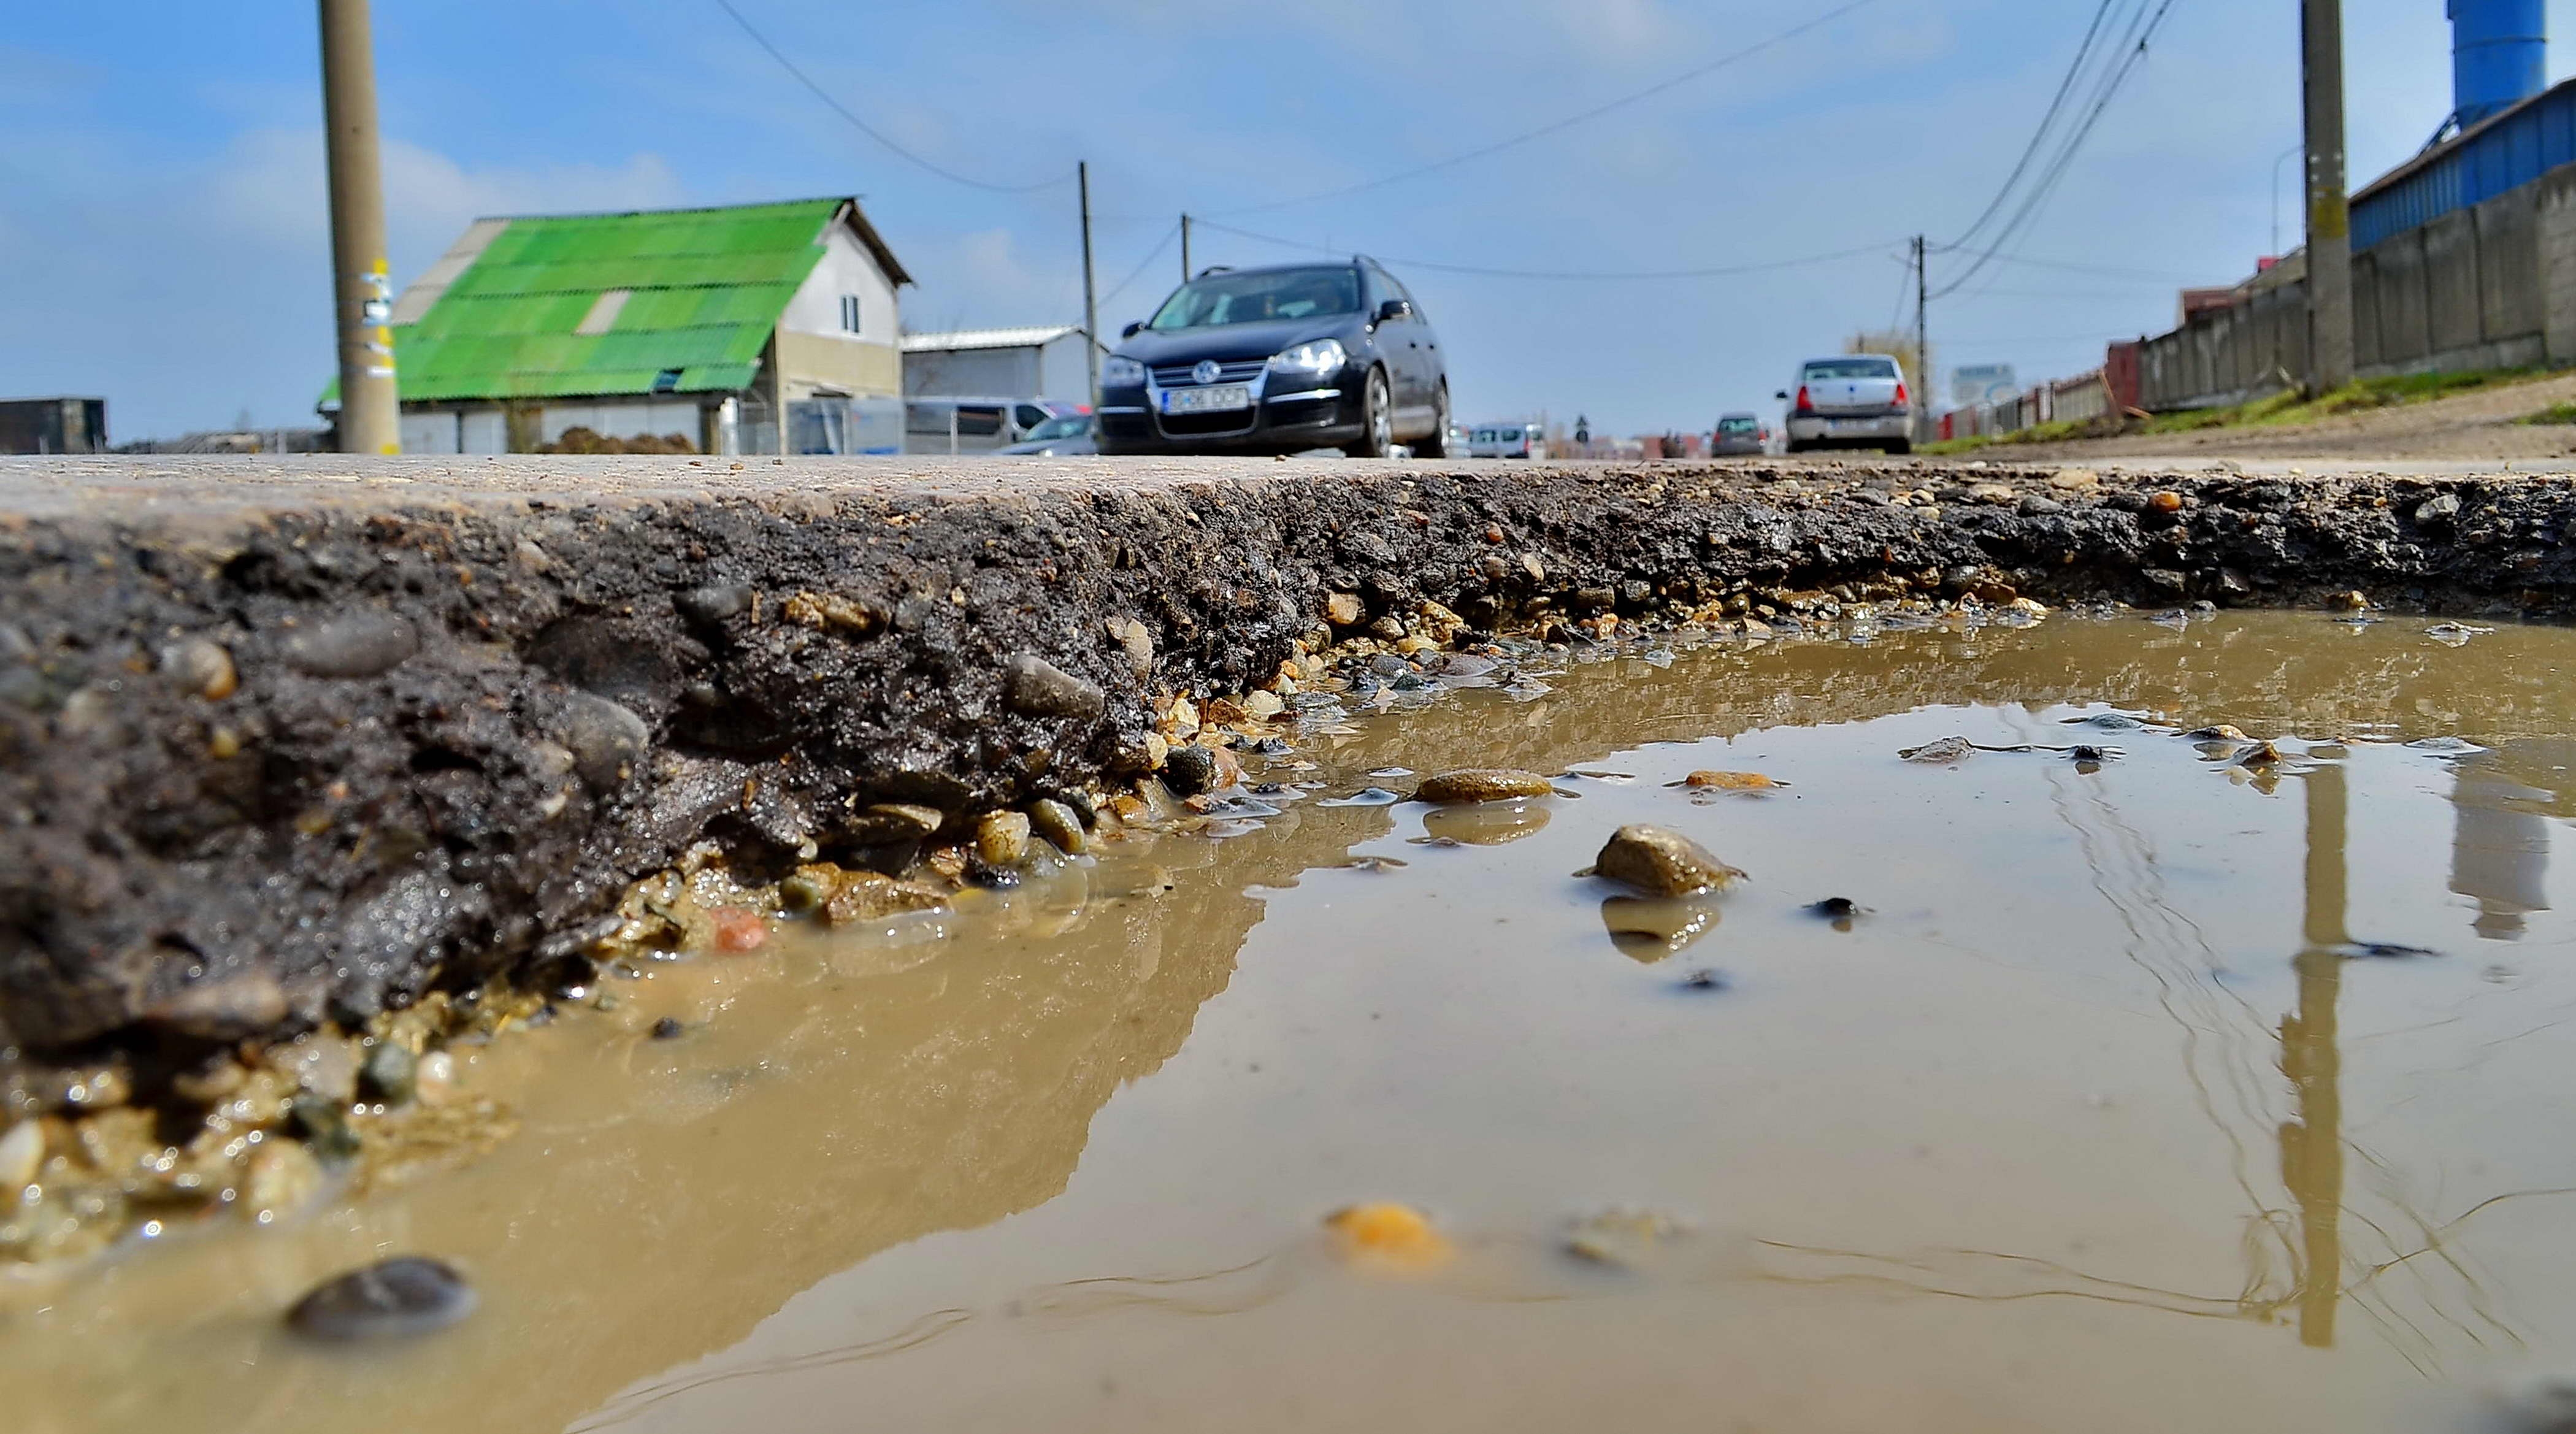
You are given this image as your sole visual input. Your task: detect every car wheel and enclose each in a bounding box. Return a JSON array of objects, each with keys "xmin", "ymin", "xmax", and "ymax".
[
  {"xmin": 1414, "ymin": 382, "xmax": 1451, "ymax": 458},
  {"xmin": 1783, "ymin": 439, "xmax": 1807, "ymax": 454},
  {"xmin": 1349, "ymin": 368, "xmax": 1394, "ymax": 458},
  {"xmin": 1885, "ymin": 440, "xmax": 1912, "ymax": 456}
]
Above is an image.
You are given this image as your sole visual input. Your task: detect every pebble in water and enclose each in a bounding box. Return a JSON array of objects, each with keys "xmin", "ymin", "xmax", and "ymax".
[
  {"xmin": 1898, "ymin": 736, "xmax": 1975, "ymax": 764},
  {"xmin": 1675, "ymin": 770, "xmax": 1782, "ymax": 792},
  {"xmin": 975, "ymin": 811, "xmax": 1033, "ymax": 868},
  {"xmin": 1027, "ymin": 799, "xmax": 1088, "ymax": 856},
  {"xmin": 1325, "ymin": 1203, "xmax": 1452, "ymax": 1273},
  {"xmin": 1593, "ymin": 825, "xmax": 1744, "ymax": 899},
  {"xmin": 287, "ymin": 1257, "xmax": 478, "ymax": 1341},
  {"xmin": 1807, "ymin": 897, "xmax": 1861, "ymax": 924},
  {"xmin": 651, "ymin": 1017, "xmax": 685, "ymax": 1040},
  {"xmin": 711, "ymin": 907, "xmax": 767, "ymax": 953},
  {"xmin": 1414, "ymin": 769, "xmax": 1555, "ymax": 803}
]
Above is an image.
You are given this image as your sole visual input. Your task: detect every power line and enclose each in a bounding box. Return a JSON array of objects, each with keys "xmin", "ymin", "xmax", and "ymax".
[
  {"xmin": 1211, "ymin": 0, "xmax": 1880, "ymax": 217},
  {"xmin": 1930, "ymin": 0, "xmax": 2182, "ymax": 299},
  {"xmin": 713, "ymin": 0, "xmax": 1071, "ymax": 194},
  {"xmin": 1195, "ymin": 218, "xmax": 1902, "ymax": 282},
  {"xmin": 1097, "ymin": 222, "xmax": 1182, "ymax": 309},
  {"xmin": 1944, "ymin": 0, "xmax": 2122, "ymax": 254}
]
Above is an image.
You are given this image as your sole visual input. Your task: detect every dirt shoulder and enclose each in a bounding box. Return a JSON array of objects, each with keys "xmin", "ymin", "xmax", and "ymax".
[
  {"xmin": 6, "ymin": 452, "xmax": 2576, "ymax": 1061},
  {"xmin": 1987, "ymin": 369, "xmax": 2576, "ymax": 464}
]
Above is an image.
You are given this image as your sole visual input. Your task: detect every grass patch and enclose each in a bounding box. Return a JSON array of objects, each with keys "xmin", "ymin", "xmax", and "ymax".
[
  {"xmin": 2520, "ymin": 401, "xmax": 2576, "ymax": 426},
  {"xmin": 2145, "ymin": 367, "xmax": 2545, "ymax": 435}
]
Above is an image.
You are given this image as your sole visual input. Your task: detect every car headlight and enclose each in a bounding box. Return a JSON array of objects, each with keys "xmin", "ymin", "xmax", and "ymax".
[
  {"xmin": 1102, "ymin": 356, "xmax": 1148, "ymax": 388},
  {"xmin": 1268, "ymin": 339, "xmax": 1346, "ymax": 377}
]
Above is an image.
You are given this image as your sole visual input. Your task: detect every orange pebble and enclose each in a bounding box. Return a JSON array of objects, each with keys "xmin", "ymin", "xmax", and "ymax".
[
  {"xmin": 711, "ymin": 907, "xmax": 768, "ymax": 953},
  {"xmin": 1325, "ymin": 1202, "xmax": 1453, "ymax": 1272},
  {"xmin": 2149, "ymin": 490, "xmax": 2185, "ymax": 513},
  {"xmin": 1684, "ymin": 770, "xmax": 1779, "ymax": 791}
]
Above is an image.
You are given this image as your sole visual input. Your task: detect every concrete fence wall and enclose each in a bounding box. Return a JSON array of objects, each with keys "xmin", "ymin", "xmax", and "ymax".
[{"xmin": 2136, "ymin": 163, "xmax": 2576, "ymax": 411}]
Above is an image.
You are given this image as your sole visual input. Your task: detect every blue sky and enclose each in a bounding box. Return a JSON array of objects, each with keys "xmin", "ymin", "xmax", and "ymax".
[{"xmin": 2, "ymin": 1, "xmax": 2567, "ymax": 441}]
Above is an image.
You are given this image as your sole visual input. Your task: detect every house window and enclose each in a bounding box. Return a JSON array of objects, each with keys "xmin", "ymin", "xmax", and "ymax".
[{"xmin": 838, "ymin": 295, "xmax": 862, "ymax": 335}]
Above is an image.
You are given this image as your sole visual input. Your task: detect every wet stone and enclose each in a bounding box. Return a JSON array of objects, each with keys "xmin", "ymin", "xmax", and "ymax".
[
  {"xmin": 1164, "ymin": 744, "xmax": 1221, "ymax": 797},
  {"xmin": 287, "ymin": 1257, "xmax": 478, "ymax": 1342},
  {"xmin": 556, "ymin": 691, "xmax": 650, "ymax": 791},
  {"xmin": 0, "ymin": 1121, "xmax": 40, "ymax": 1191},
  {"xmin": 359, "ymin": 1043, "xmax": 417, "ymax": 1106},
  {"xmin": 976, "ymin": 810, "xmax": 1033, "ymax": 868},
  {"xmin": 1807, "ymin": 897, "xmax": 1860, "ymax": 919},
  {"xmin": 1002, "ymin": 653, "xmax": 1104, "ymax": 720},
  {"xmin": 1415, "ymin": 769, "xmax": 1555, "ymax": 803},
  {"xmin": 673, "ymin": 583, "xmax": 753, "ymax": 626},
  {"xmin": 651, "ymin": 1017, "xmax": 685, "ymax": 1040},
  {"xmin": 1027, "ymin": 799, "xmax": 1088, "ymax": 856},
  {"xmin": 288, "ymin": 1094, "xmax": 361, "ymax": 1164},
  {"xmin": 1899, "ymin": 736, "xmax": 1976, "ymax": 764},
  {"xmin": 282, "ymin": 610, "xmax": 418, "ymax": 678},
  {"xmin": 1594, "ymin": 825, "xmax": 1745, "ymax": 898}
]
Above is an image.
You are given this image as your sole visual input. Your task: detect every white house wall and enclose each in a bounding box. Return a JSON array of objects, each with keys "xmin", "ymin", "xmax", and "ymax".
[{"xmin": 782, "ymin": 221, "xmax": 899, "ymax": 343}]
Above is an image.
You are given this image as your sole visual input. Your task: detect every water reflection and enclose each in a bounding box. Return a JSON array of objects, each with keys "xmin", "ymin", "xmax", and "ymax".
[
  {"xmin": 2283, "ymin": 763, "xmax": 2347, "ymax": 1349},
  {"xmin": 2449, "ymin": 750, "xmax": 2555, "ymax": 941}
]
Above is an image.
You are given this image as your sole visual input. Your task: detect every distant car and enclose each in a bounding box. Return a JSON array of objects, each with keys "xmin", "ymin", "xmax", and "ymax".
[
  {"xmin": 905, "ymin": 397, "xmax": 1084, "ymax": 455},
  {"xmin": 1779, "ymin": 355, "xmax": 1913, "ymax": 454},
  {"xmin": 1712, "ymin": 412, "xmax": 1763, "ymax": 456},
  {"xmin": 1096, "ymin": 258, "xmax": 1450, "ymax": 458},
  {"xmin": 1467, "ymin": 422, "xmax": 1544, "ymax": 459},
  {"xmin": 998, "ymin": 412, "xmax": 1097, "ymax": 456}
]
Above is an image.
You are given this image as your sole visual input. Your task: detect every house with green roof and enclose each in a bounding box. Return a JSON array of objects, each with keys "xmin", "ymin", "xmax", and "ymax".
[{"xmin": 341, "ymin": 197, "xmax": 910, "ymax": 456}]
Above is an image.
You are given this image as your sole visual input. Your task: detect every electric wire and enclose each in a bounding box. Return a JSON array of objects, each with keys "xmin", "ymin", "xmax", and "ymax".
[
  {"xmin": 1195, "ymin": 218, "xmax": 1901, "ymax": 282},
  {"xmin": 1096, "ymin": 223, "xmax": 1183, "ymax": 309},
  {"xmin": 713, "ymin": 0, "xmax": 1072, "ymax": 194},
  {"xmin": 1944, "ymin": 0, "xmax": 2123, "ymax": 253},
  {"xmin": 1209, "ymin": 0, "xmax": 1880, "ymax": 217},
  {"xmin": 1929, "ymin": 0, "xmax": 2182, "ymax": 299}
]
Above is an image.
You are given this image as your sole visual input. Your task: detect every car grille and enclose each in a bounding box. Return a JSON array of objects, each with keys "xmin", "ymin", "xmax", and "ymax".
[
  {"xmin": 1151, "ymin": 359, "xmax": 1267, "ymax": 388},
  {"xmin": 1157, "ymin": 409, "xmax": 1260, "ymax": 437}
]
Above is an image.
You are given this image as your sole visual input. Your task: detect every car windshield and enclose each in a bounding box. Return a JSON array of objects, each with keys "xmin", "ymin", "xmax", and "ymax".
[
  {"xmin": 1148, "ymin": 267, "xmax": 1360, "ymax": 331},
  {"xmin": 1024, "ymin": 415, "xmax": 1089, "ymax": 440},
  {"xmin": 1717, "ymin": 417, "xmax": 1757, "ymax": 432},
  {"xmin": 1804, "ymin": 358, "xmax": 1900, "ymax": 380}
]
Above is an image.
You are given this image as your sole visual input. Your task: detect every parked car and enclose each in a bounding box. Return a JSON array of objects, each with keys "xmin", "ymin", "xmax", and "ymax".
[
  {"xmin": 1096, "ymin": 259, "xmax": 1450, "ymax": 457},
  {"xmin": 1466, "ymin": 422, "xmax": 1545, "ymax": 459},
  {"xmin": 904, "ymin": 397, "xmax": 1083, "ymax": 455},
  {"xmin": 998, "ymin": 412, "xmax": 1097, "ymax": 456},
  {"xmin": 1711, "ymin": 412, "xmax": 1764, "ymax": 456},
  {"xmin": 1778, "ymin": 355, "xmax": 1913, "ymax": 454}
]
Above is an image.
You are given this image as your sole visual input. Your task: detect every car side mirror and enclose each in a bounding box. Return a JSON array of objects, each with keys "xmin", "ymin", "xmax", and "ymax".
[
  {"xmin": 1374, "ymin": 299, "xmax": 1412, "ymax": 324},
  {"xmin": 1121, "ymin": 321, "xmax": 1143, "ymax": 339},
  {"xmin": 1774, "ymin": 390, "xmax": 1790, "ymax": 401}
]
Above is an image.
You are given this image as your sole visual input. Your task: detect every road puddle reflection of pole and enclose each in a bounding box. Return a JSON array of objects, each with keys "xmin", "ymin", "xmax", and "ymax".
[{"xmin": 2281, "ymin": 762, "xmax": 2347, "ymax": 1349}]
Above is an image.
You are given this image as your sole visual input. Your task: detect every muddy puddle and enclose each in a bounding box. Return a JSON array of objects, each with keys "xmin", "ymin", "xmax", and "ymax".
[{"xmin": 15, "ymin": 610, "xmax": 2576, "ymax": 1433}]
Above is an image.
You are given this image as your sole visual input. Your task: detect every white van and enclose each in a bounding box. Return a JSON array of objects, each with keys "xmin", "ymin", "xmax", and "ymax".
[
  {"xmin": 902, "ymin": 397, "xmax": 1084, "ymax": 455},
  {"xmin": 1466, "ymin": 421, "xmax": 1546, "ymax": 459}
]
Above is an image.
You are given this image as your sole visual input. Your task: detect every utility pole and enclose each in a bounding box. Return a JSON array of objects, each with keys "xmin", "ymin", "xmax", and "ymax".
[
  {"xmin": 1180, "ymin": 213, "xmax": 1192, "ymax": 283},
  {"xmin": 319, "ymin": 0, "xmax": 399, "ymax": 454},
  {"xmin": 2302, "ymin": 0, "xmax": 2355, "ymax": 394},
  {"xmin": 1079, "ymin": 161, "xmax": 1100, "ymax": 405},
  {"xmin": 1913, "ymin": 234, "xmax": 1930, "ymax": 443}
]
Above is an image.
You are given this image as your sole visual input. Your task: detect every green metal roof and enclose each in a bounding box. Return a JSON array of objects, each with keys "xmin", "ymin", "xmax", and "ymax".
[{"xmin": 342, "ymin": 199, "xmax": 863, "ymax": 405}]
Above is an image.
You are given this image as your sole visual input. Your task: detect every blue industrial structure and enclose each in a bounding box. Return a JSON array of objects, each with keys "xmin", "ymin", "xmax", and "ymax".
[
  {"xmin": 2450, "ymin": 0, "xmax": 2548, "ymax": 130},
  {"xmin": 2351, "ymin": 0, "xmax": 2554, "ymax": 250}
]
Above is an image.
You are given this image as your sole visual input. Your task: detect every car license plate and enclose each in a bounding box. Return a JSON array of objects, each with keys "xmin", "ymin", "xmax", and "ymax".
[
  {"xmin": 1827, "ymin": 419, "xmax": 1869, "ymax": 434},
  {"xmin": 1162, "ymin": 385, "xmax": 1252, "ymax": 415}
]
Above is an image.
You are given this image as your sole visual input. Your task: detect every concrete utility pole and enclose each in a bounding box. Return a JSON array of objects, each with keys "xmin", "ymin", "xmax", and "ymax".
[
  {"xmin": 319, "ymin": 0, "xmax": 399, "ymax": 454},
  {"xmin": 1914, "ymin": 234, "xmax": 1930, "ymax": 442},
  {"xmin": 2302, "ymin": 0, "xmax": 2355, "ymax": 394},
  {"xmin": 1079, "ymin": 161, "xmax": 1100, "ymax": 404}
]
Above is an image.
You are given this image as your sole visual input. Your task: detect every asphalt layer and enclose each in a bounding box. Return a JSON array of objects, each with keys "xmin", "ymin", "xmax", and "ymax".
[{"xmin": 6, "ymin": 452, "xmax": 2576, "ymax": 1059}]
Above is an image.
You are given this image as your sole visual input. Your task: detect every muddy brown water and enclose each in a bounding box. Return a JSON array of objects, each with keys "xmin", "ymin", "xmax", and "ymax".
[{"xmin": 13, "ymin": 610, "xmax": 2576, "ymax": 1433}]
